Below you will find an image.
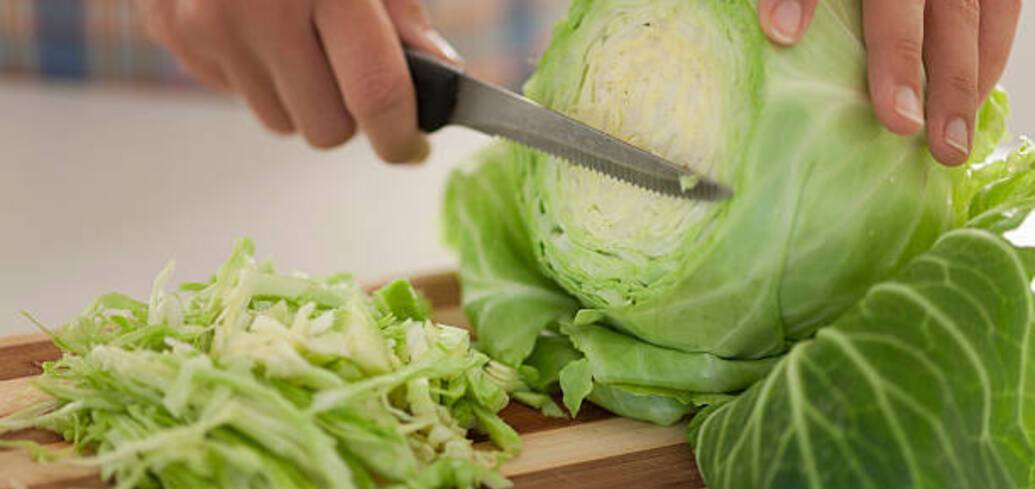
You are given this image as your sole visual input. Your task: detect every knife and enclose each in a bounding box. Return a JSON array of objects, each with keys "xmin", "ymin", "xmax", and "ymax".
[{"xmin": 404, "ymin": 49, "xmax": 731, "ymax": 201}]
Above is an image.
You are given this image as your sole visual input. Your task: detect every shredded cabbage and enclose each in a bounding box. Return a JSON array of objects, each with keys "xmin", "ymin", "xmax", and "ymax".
[{"xmin": 1, "ymin": 240, "xmax": 519, "ymax": 489}]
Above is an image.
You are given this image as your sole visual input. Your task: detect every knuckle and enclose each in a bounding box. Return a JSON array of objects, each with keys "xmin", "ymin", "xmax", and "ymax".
[
  {"xmin": 943, "ymin": 0, "xmax": 980, "ymax": 28},
  {"xmin": 348, "ymin": 67, "xmax": 410, "ymax": 118},
  {"xmin": 903, "ymin": 0, "xmax": 927, "ymax": 15},
  {"xmin": 248, "ymin": 0, "xmax": 305, "ymax": 34},
  {"xmin": 890, "ymin": 36, "xmax": 924, "ymax": 65},
  {"xmin": 946, "ymin": 73, "xmax": 978, "ymax": 102},
  {"xmin": 263, "ymin": 20, "xmax": 307, "ymax": 49}
]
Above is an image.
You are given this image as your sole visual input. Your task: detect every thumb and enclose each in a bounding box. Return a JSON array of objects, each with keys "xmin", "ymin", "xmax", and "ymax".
[
  {"xmin": 758, "ymin": 0, "xmax": 819, "ymax": 45},
  {"xmin": 384, "ymin": 0, "xmax": 463, "ymax": 66}
]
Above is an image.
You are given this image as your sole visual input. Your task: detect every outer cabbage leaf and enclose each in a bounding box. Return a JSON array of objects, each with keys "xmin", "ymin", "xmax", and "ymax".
[
  {"xmin": 522, "ymin": 333, "xmax": 699, "ymax": 425},
  {"xmin": 443, "ymin": 144, "xmax": 579, "ymax": 366},
  {"xmin": 561, "ymin": 318, "xmax": 778, "ymax": 393},
  {"xmin": 691, "ymin": 223, "xmax": 1035, "ymax": 489}
]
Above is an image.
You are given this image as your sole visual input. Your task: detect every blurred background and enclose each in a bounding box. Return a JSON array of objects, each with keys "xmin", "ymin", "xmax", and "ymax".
[{"xmin": 0, "ymin": 0, "xmax": 1032, "ymax": 334}]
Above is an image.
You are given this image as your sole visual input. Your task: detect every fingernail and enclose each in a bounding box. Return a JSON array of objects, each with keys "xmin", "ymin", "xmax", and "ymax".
[
  {"xmin": 424, "ymin": 29, "xmax": 463, "ymax": 66},
  {"xmin": 893, "ymin": 86, "xmax": 925, "ymax": 126},
  {"xmin": 410, "ymin": 137, "xmax": 431, "ymax": 164},
  {"xmin": 771, "ymin": 0, "xmax": 803, "ymax": 44},
  {"xmin": 944, "ymin": 117, "xmax": 970, "ymax": 156}
]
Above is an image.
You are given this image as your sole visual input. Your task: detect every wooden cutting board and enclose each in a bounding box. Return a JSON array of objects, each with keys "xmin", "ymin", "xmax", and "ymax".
[{"xmin": 0, "ymin": 272, "xmax": 704, "ymax": 488}]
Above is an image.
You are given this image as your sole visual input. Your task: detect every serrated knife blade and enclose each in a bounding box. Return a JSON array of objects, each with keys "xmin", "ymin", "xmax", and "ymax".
[{"xmin": 406, "ymin": 49, "xmax": 731, "ymax": 201}]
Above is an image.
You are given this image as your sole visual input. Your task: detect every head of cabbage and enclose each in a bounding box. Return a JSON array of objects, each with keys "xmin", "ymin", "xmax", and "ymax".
[
  {"xmin": 448, "ymin": 0, "xmax": 1007, "ymax": 416},
  {"xmin": 528, "ymin": 0, "xmax": 1018, "ymax": 354},
  {"xmin": 444, "ymin": 1, "xmax": 1034, "ymax": 486},
  {"xmin": 447, "ymin": 0, "xmax": 1035, "ymax": 484}
]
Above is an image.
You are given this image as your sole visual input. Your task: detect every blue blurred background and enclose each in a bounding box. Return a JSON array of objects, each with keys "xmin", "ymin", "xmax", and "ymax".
[{"xmin": 0, "ymin": 0, "xmax": 566, "ymax": 89}]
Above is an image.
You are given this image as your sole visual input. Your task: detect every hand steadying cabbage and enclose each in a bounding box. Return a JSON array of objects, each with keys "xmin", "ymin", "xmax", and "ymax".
[{"xmin": 443, "ymin": 0, "xmax": 1035, "ymax": 487}]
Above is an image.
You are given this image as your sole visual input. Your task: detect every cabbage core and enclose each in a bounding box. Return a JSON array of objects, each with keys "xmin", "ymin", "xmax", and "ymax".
[{"xmin": 526, "ymin": 0, "xmax": 759, "ymax": 307}]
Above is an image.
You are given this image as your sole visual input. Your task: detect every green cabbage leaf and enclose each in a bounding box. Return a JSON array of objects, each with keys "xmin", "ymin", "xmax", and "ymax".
[{"xmin": 692, "ymin": 216, "xmax": 1035, "ymax": 489}]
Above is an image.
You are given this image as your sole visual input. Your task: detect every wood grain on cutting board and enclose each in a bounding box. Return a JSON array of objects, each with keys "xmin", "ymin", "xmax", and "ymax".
[{"xmin": 0, "ymin": 273, "xmax": 704, "ymax": 489}]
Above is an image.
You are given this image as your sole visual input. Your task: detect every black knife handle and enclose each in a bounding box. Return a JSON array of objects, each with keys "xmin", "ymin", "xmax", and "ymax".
[{"xmin": 405, "ymin": 48, "xmax": 460, "ymax": 133}]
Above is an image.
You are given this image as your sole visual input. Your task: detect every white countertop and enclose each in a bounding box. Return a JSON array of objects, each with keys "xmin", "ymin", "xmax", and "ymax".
[{"xmin": 0, "ymin": 83, "xmax": 491, "ymax": 334}]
